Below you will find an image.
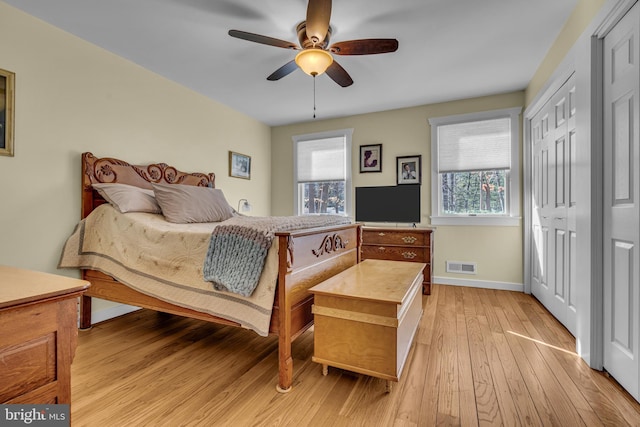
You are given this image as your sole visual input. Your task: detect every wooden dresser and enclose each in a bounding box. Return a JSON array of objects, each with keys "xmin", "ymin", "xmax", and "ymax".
[
  {"xmin": 361, "ymin": 227, "xmax": 434, "ymax": 294},
  {"xmin": 0, "ymin": 266, "xmax": 90, "ymax": 404}
]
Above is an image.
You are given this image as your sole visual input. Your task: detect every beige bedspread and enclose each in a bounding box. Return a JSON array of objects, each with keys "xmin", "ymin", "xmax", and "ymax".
[{"xmin": 58, "ymin": 204, "xmax": 279, "ymax": 336}]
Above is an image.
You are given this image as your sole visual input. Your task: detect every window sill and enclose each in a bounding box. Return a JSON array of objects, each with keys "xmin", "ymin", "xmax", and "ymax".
[{"xmin": 430, "ymin": 215, "xmax": 521, "ymax": 227}]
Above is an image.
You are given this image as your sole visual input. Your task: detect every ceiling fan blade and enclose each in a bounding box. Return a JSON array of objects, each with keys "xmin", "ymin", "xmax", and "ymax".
[
  {"xmin": 330, "ymin": 39, "xmax": 399, "ymax": 55},
  {"xmin": 306, "ymin": 0, "xmax": 332, "ymax": 45},
  {"xmin": 267, "ymin": 60, "xmax": 299, "ymax": 81},
  {"xmin": 325, "ymin": 61, "xmax": 353, "ymax": 87},
  {"xmin": 228, "ymin": 30, "xmax": 299, "ymax": 50}
]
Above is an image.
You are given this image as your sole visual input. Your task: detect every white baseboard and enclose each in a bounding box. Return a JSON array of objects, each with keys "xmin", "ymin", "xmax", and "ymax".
[
  {"xmin": 433, "ymin": 276, "xmax": 524, "ymax": 292},
  {"xmin": 92, "ymin": 303, "xmax": 141, "ymax": 325}
]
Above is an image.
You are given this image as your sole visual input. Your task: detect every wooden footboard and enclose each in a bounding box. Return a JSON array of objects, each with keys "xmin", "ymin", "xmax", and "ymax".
[{"xmin": 274, "ymin": 224, "xmax": 361, "ymax": 392}]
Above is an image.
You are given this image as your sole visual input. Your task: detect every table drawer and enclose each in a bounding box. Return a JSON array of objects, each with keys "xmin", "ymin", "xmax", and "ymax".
[
  {"xmin": 362, "ymin": 245, "xmax": 428, "ymax": 262},
  {"xmin": 362, "ymin": 230, "xmax": 429, "ymax": 246}
]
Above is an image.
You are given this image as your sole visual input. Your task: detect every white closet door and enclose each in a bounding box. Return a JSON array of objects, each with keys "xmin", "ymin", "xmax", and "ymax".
[
  {"xmin": 530, "ymin": 74, "xmax": 577, "ymax": 336},
  {"xmin": 603, "ymin": 2, "xmax": 640, "ymax": 401}
]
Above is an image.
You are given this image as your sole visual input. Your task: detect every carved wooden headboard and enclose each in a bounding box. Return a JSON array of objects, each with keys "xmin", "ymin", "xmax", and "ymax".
[{"xmin": 81, "ymin": 152, "xmax": 216, "ymax": 219}]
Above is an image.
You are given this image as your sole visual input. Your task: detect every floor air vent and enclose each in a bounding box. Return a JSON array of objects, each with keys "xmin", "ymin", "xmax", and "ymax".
[{"xmin": 446, "ymin": 261, "xmax": 477, "ymax": 275}]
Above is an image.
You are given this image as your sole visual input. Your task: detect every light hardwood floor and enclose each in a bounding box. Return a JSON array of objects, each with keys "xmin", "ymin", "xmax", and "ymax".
[{"xmin": 71, "ymin": 284, "xmax": 640, "ymax": 426}]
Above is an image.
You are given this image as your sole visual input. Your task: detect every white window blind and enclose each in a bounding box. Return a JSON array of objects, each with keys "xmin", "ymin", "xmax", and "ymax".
[
  {"xmin": 296, "ymin": 136, "xmax": 346, "ymax": 183},
  {"xmin": 437, "ymin": 117, "xmax": 511, "ymax": 173},
  {"xmin": 429, "ymin": 107, "xmax": 521, "ymax": 226}
]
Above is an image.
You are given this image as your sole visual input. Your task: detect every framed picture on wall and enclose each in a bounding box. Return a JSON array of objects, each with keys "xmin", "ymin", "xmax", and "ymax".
[
  {"xmin": 397, "ymin": 155, "xmax": 421, "ymax": 184},
  {"xmin": 229, "ymin": 151, "xmax": 251, "ymax": 179},
  {"xmin": 0, "ymin": 68, "xmax": 15, "ymax": 157},
  {"xmin": 359, "ymin": 144, "xmax": 382, "ymax": 173}
]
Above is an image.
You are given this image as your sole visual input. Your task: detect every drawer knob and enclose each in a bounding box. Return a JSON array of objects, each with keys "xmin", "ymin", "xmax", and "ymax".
[
  {"xmin": 402, "ymin": 251, "xmax": 417, "ymax": 259},
  {"xmin": 378, "ymin": 232, "xmax": 386, "ymax": 236},
  {"xmin": 402, "ymin": 236, "xmax": 417, "ymax": 244},
  {"xmin": 377, "ymin": 247, "xmax": 386, "ymax": 252}
]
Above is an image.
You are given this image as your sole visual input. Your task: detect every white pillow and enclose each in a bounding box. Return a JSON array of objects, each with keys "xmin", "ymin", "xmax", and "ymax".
[
  {"xmin": 92, "ymin": 183, "xmax": 161, "ymax": 214},
  {"xmin": 152, "ymin": 183, "xmax": 234, "ymax": 223}
]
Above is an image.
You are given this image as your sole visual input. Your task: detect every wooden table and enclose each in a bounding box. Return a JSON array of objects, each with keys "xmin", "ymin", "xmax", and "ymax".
[
  {"xmin": 309, "ymin": 259, "xmax": 424, "ymax": 392},
  {"xmin": 0, "ymin": 265, "xmax": 90, "ymax": 404}
]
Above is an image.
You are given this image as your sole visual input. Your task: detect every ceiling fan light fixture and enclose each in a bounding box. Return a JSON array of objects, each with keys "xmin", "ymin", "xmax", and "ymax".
[{"xmin": 295, "ymin": 48, "xmax": 333, "ymax": 76}]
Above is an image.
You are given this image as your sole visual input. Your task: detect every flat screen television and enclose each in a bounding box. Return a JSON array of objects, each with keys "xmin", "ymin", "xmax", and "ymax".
[{"xmin": 355, "ymin": 185, "xmax": 421, "ymax": 224}]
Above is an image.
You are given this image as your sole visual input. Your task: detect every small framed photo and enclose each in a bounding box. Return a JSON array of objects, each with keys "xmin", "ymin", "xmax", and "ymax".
[
  {"xmin": 397, "ymin": 155, "xmax": 421, "ymax": 185},
  {"xmin": 229, "ymin": 151, "xmax": 251, "ymax": 179},
  {"xmin": 0, "ymin": 68, "xmax": 15, "ymax": 157},
  {"xmin": 359, "ymin": 144, "xmax": 382, "ymax": 173}
]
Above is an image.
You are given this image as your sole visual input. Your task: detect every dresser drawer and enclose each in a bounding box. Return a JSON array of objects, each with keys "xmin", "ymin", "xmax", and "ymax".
[
  {"xmin": 362, "ymin": 244, "xmax": 428, "ymax": 262},
  {"xmin": 361, "ymin": 227, "xmax": 434, "ymax": 295},
  {"xmin": 0, "ymin": 334, "xmax": 57, "ymax": 402},
  {"xmin": 362, "ymin": 229, "xmax": 429, "ymax": 247}
]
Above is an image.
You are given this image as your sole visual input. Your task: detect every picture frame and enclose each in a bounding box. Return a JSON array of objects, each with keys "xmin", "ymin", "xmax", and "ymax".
[
  {"xmin": 0, "ymin": 68, "xmax": 15, "ymax": 157},
  {"xmin": 229, "ymin": 151, "xmax": 251, "ymax": 179},
  {"xmin": 397, "ymin": 155, "xmax": 421, "ymax": 185},
  {"xmin": 359, "ymin": 144, "xmax": 382, "ymax": 173}
]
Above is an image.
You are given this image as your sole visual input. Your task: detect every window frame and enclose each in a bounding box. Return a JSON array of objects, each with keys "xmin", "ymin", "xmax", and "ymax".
[
  {"xmin": 429, "ymin": 107, "xmax": 521, "ymax": 226},
  {"xmin": 292, "ymin": 128, "xmax": 353, "ymax": 216}
]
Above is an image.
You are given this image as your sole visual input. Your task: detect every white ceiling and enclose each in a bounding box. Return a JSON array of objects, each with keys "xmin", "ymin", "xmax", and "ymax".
[{"xmin": 5, "ymin": 0, "xmax": 579, "ymax": 126}]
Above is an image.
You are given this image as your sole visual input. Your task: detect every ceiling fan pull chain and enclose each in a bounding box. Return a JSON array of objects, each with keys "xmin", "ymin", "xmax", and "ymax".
[{"xmin": 313, "ymin": 75, "xmax": 317, "ymax": 119}]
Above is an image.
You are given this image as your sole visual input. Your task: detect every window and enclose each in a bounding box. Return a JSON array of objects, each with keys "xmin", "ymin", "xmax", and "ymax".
[
  {"xmin": 429, "ymin": 107, "xmax": 521, "ymax": 226},
  {"xmin": 293, "ymin": 129, "xmax": 353, "ymax": 216}
]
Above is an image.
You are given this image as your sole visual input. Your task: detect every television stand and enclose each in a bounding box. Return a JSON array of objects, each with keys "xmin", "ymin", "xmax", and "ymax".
[{"xmin": 360, "ymin": 226, "xmax": 434, "ymax": 295}]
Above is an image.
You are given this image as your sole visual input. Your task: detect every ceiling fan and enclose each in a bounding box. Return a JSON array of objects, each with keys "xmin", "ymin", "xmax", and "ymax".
[{"xmin": 228, "ymin": 0, "xmax": 399, "ymax": 87}]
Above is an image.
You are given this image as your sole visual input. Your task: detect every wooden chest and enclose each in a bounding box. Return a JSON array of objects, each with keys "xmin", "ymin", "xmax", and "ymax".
[
  {"xmin": 0, "ymin": 266, "xmax": 89, "ymax": 404},
  {"xmin": 361, "ymin": 227, "xmax": 434, "ymax": 295},
  {"xmin": 309, "ymin": 259, "xmax": 424, "ymax": 391}
]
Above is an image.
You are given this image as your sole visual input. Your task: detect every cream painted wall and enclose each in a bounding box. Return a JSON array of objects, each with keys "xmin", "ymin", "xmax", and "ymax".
[
  {"xmin": 0, "ymin": 3, "xmax": 270, "ymax": 285},
  {"xmin": 272, "ymin": 92, "xmax": 525, "ymax": 286},
  {"xmin": 525, "ymin": 0, "xmax": 606, "ymax": 105}
]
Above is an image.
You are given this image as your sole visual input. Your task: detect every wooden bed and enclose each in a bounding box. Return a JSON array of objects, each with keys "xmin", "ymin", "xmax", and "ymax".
[{"xmin": 77, "ymin": 152, "xmax": 361, "ymax": 392}]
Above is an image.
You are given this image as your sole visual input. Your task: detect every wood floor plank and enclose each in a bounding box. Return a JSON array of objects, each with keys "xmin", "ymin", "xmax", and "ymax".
[
  {"xmin": 394, "ymin": 342, "xmax": 431, "ymax": 425},
  {"xmin": 455, "ymin": 287, "xmax": 479, "ymax": 427},
  {"xmin": 507, "ymin": 294, "xmax": 606, "ymax": 426},
  {"xmin": 72, "ymin": 320, "xmax": 235, "ymax": 404},
  {"xmin": 489, "ymin": 330, "xmax": 543, "ymax": 426},
  {"xmin": 477, "ymin": 289, "xmax": 506, "ymax": 335},
  {"xmin": 308, "ymin": 372, "xmax": 359, "ymax": 427},
  {"xmin": 436, "ymin": 286, "xmax": 460, "ymax": 425},
  {"xmin": 493, "ymin": 307, "xmax": 560, "ymax": 426},
  {"xmin": 465, "ymin": 312, "xmax": 502, "ymax": 425},
  {"xmin": 589, "ymin": 366, "xmax": 640, "ymax": 426},
  {"xmin": 416, "ymin": 284, "xmax": 440, "ymax": 345},
  {"xmin": 418, "ymin": 288, "xmax": 444, "ymax": 426},
  {"xmin": 69, "ymin": 285, "xmax": 640, "ymax": 426},
  {"xmin": 476, "ymin": 306, "xmax": 522, "ymax": 426},
  {"xmin": 475, "ymin": 289, "xmax": 543, "ymax": 426},
  {"xmin": 497, "ymin": 292, "xmax": 587, "ymax": 426},
  {"xmin": 522, "ymin": 295, "xmax": 575, "ymax": 351}
]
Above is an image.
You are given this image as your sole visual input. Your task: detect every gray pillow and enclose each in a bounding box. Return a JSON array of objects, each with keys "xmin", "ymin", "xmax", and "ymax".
[
  {"xmin": 92, "ymin": 183, "xmax": 161, "ymax": 214},
  {"xmin": 152, "ymin": 183, "xmax": 234, "ymax": 223}
]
